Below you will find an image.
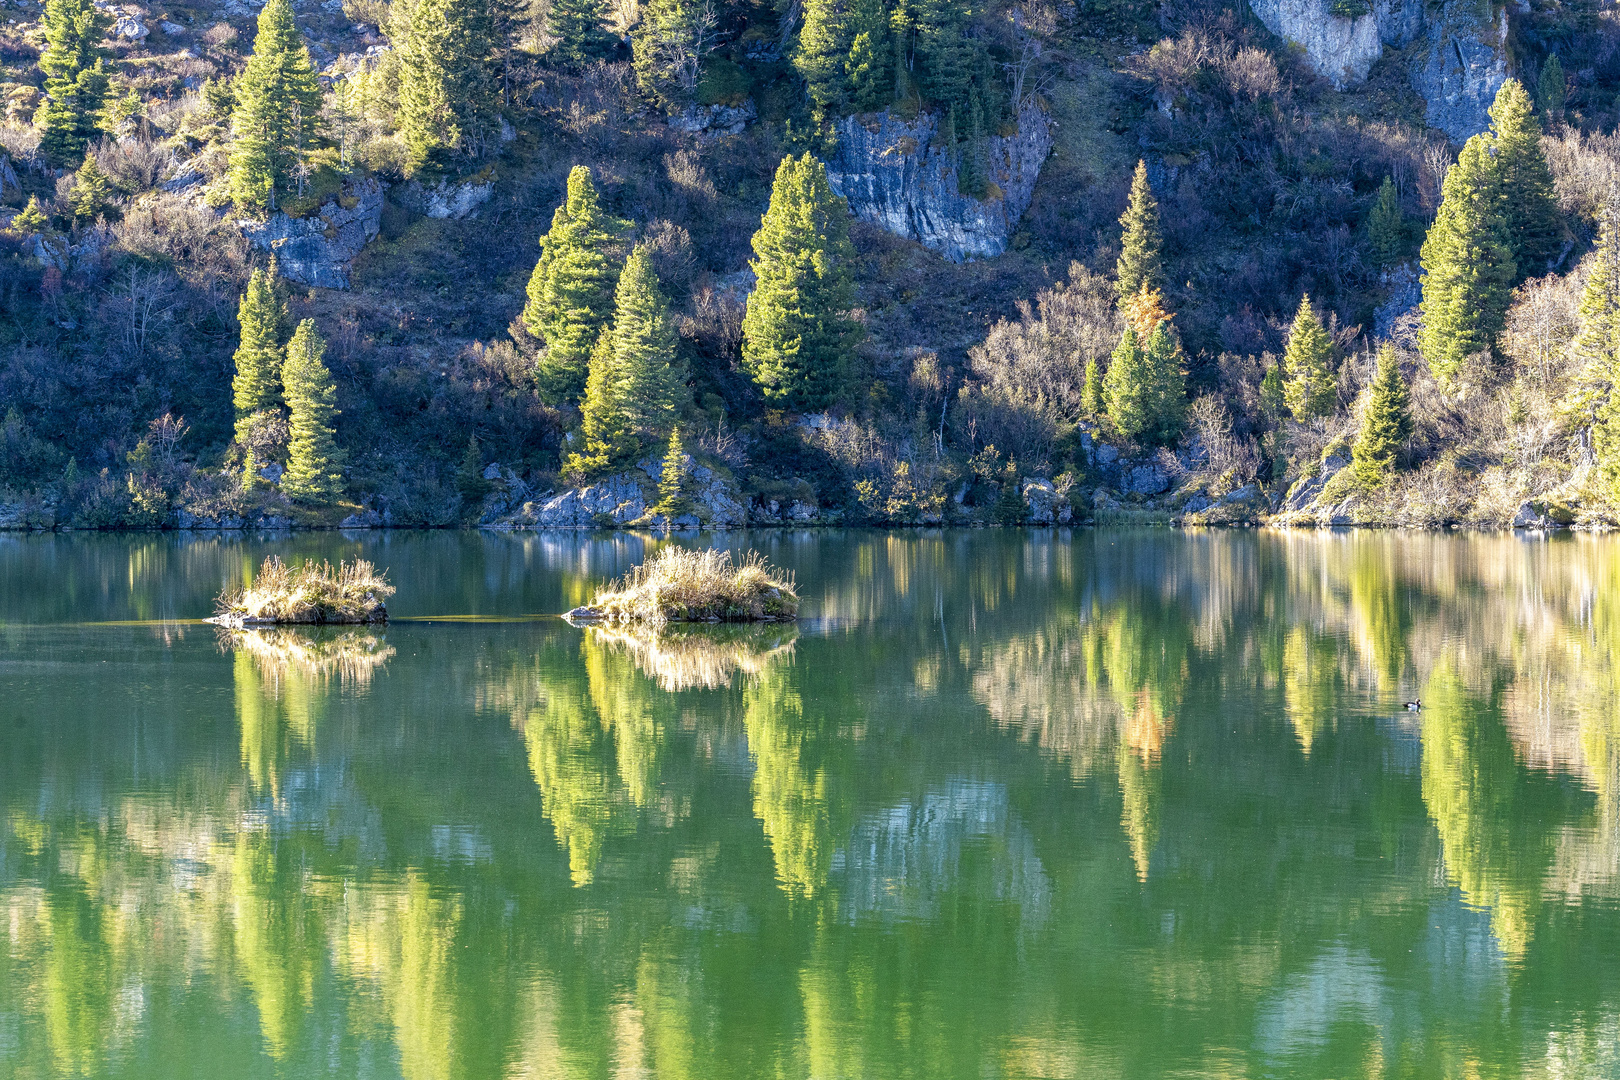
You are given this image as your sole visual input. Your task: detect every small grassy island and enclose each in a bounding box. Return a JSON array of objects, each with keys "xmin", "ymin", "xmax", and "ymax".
[
  {"xmin": 210, "ymin": 556, "xmax": 394, "ymax": 627},
  {"xmin": 566, "ymin": 548, "xmax": 798, "ymax": 625}
]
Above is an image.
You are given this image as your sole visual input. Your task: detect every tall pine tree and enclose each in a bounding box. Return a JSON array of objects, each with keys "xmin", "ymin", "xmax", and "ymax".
[
  {"xmin": 1488, "ymin": 78, "xmax": 1560, "ymax": 274},
  {"xmin": 1116, "ymin": 160, "xmax": 1163, "ymax": 305},
  {"xmin": 232, "ymin": 258, "xmax": 289, "ymax": 442},
  {"xmin": 228, "ymin": 0, "xmax": 322, "ymax": 212},
  {"xmin": 36, "ymin": 0, "xmax": 111, "ymax": 166},
  {"xmin": 796, "ymin": 0, "xmax": 850, "ymax": 111},
  {"xmin": 1368, "ymin": 177, "xmax": 1404, "ymax": 267},
  {"xmin": 1418, "ymin": 135, "xmax": 1516, "ymax": 386},
  {"xmin": 1538, "ymin": 54, "xmax": 1565, "ymax": 117},
  {"xmin": 741, "ymin": 153, "xmax": 862, "ymax": 410},
  {"xmin": 280, "ymin": 319, "xmax": 345, "ymax": 503},
  {"xmin": 1282, "ymin": 294, "xmax": 1336, "ymax": 420},
  {"xmin": 548, "ymin": 0, "xmax": 611, "ymax": 68},
  {"xmin": 390, "ymin": 0, "xmax": 500, "ymax": 176},
  {"xmin": 612, "ymin": 244, "xmax": 687, "ymax": 438},
  {"xmin": 1351, "ymin": 344, "xmax": 1413, "ymax": 487},
  {"xmin": 846, "ymin": 0, "xmax": 891, "ymax": 112},
  {"xmin": 523, "ymin": 166, "xmax": 627, "ymax": 404}
]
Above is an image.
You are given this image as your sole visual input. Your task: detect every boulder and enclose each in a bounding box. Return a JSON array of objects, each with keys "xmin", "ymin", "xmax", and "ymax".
[
  {"xmin": 1022, "ymin": 477, "xmax": 1058, "ymax": 524},
  {"xmin": 393, "ymin": 176, "xmax": 494, "ymax": 220},
  {"xmin": 825, "ymin": 106, "xmax": 1053, "ymax": 262},
  {"xmin": 668, "ymin": 100, "xmax": 757, "ymax": 136},
  {"xmin": 1511, "ymin": 499, "xmax": 1574, "ymax": 529},
  {"xmin": 1283, "ymin": 451, "xmax": 1350, "ymax": 512},
  {"xmin": 1123, "ymin": 461, "xmax": 1173, "ymax": 496},
  {"xmin": 238, "ymin": 178, "xmax": 384, "ymax": 289}
]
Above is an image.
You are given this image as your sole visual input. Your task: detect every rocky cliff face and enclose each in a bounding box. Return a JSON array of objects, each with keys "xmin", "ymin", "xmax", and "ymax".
[
  {"xmin": 238, "ymin": 177, "xmax": 384, "ymax": 289},
  {"xmin": 824, "ymin": 107, "xmax": 1053, "ymax": 262},
  {"xmin": 1247, "ymin": 0, "xmax": 1506, "ymax": 140}
]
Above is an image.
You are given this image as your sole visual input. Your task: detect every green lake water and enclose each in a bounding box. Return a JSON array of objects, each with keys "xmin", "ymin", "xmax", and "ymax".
[{"xmin": 4, "ymin": 528, "xmax": 1620, "ymax": 1078}]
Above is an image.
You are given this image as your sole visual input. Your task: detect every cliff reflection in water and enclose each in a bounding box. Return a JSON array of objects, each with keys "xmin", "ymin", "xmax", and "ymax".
[{"xmin": 7, "ymin": 530, "xmax": 1620, "ymax": 1077}]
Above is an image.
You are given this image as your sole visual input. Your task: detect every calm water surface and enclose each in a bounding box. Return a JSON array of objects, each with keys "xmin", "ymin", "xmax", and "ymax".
[{"xmin": 3, "ymin": 528, "xmax": 1620, "ymax": 1078}]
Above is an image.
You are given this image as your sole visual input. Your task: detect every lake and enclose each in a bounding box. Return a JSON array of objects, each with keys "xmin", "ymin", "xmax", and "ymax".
[{"xmin": 3, "ymin": 528, "xmax": 1620, "ymax": 1078}]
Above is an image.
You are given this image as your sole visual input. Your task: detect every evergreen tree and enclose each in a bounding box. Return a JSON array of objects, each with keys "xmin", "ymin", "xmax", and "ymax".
[
  {"xmin": 653, "ymin": 426, "xmax": 691, "ymax": 517},
  {"xmin": 1351, "ymin": 343, "xmax": 1413, "ymax": 487},
  {"xmin": 65, "ymin": 156, "xmax": 112, "ymax": 224},
  {"xmin": 795, "ymin": 0, "xmax": 850, "ymax": 111},
  {"xmin": 993, "ymin": 468, "xmax": 1026, "ymax": 524},
  {"xmin": 548, "ymin": 0, "xmax": 612, "ymax": 68},
  {"xmin": 1538, "ymin": 54, "xmax": 1565, "ymax": 117},
  {"xmin": 1081, "ymin": 357, "xmax": 1102, "ymax": 417},
  {"xmin": 958, "ymin": 92, "xmax": 987, "ymax": 198},
  {"xmin": 1418, "ymin": 135, "xmax": 1516, "ymax": 386},
  {"xmin": 741, "ymin": 153, "xmax": 862, "ymax": 410},
  {"xmin": 1116, "ymin": 160, "xmax": 1163, "ymax": 305},
  {"xmin": 36, "ymin": 0, "xmax": 111, "ymax": 166},
  {"xmin": 1282, "ymin": 294, "xmax": 1336, "ymax": 419},
  {"xmin": 456, "ymin": 433, "xmax": 492, "ymax": 501},
  {"xmin": 228, "ymin": 0, "xmax": 323, "ymax": 212},
  {"xmin": 633, "ymin": 0, "xmax": 717, "ymax": 110},
  {"xmin": 10, "ymin": 196, "xmax": 48, "ymax": 235},
  {"xmin": 1259, "ymin": 362, "xmax": 1286, "ymax": 423},
  {"xmin": 846, "ymin": 0, "xmax": 891, "ymax": 112},
  {"xmin": 1143, "ymin": 319, "xmax": 1185, "ymax": 443},
  {"xmin": 1570, "ymin": 190, "xmax": 1620, "ymax": 424},
  {"xmin": 280, "ymin": 319, "xmax": 345, "ymax": 503},
  {"xmin": 1368, "ymin": 177, "xmax": 1404, "ymax": 267},
  {"xmin": 1488, "ymin": 78, "xmax": 1560, "ymax": 273},
  {"xmin": 391, "ymin": 0, "xmax": 500, "ymax": 176},
  {"xmin": 1103, "ymin": 325, "xmax": 1151, "ymax": 441},
  {"xmin": 569, "ymin": 329, "xmax": 635, "ymax": 476},
  {"xmin": 524, "ymin": 166, "xmax": 627, "ymax": 404},
  {"xmin": 232, "ymin": 259, "xmax": 289, "ymax": 442},
  {"xmin": 912, "ymin": 0, "xmax": 977, "ymax": 114},
  {"xmin": 611, "ymin": 244, "xmax": 686, "ymax": 437}
]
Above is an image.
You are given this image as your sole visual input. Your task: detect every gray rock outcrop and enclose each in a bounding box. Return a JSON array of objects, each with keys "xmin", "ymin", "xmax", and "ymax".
[
  {"xmin": 1247, "ymin": 0, "xmax": 1506, "ymax": 140},
  {"xmin": 668, "ymin": 100, "xmax": 757, "ymax": 137},
  {"xmin": 393, "ymin": 176, "xmax": 493, "ymax": 220},
  {"xmin": 238, "ymin": 178, "xmax": 384, "ymax": 289},
  {"xmin": 825, "ymin": 106, "xmax": 1053, "ymax": 262}
]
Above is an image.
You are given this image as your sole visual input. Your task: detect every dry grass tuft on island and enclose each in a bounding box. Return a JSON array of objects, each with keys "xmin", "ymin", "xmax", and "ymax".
[
  {"xmin": 210, "ymin": 556, "xmax": 394, "ymax": 627},
  {"xmin": 567, "ymin": 547, "xmax": 799, "ymax": 625}
]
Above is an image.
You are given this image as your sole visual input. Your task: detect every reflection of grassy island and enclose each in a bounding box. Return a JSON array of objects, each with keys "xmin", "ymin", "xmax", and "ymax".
[
  {"xmin": 222, "ymin": 626, "xmax": 396, "ymax": 685},
  {"xmin": 587, "ymin": 622, "xmax": 799, "ymax": 691},
  {"xmin": 567, "ymin": 547, "xmax": 798, "ymax": 625},
  {"xmin": 211, "ymin": 557, "xmax": 394, "ymax": 627}
]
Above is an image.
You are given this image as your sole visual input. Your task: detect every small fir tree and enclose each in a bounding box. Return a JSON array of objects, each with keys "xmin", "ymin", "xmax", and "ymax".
[
  {"xmin": 633, "ymin": 0, "xmax": 718, "ymax": 111},
  {"xmin": 280, "ymin": 319, "xmax": 345, "ymax": 503},
  {"xmin": 653, "ymin": 427, "xmax": 691, "ymax": 518},
  {"xmin": 1368, "ymin": 177, "xmax": 1404, "ymax": 267},
  {"xmin": 1488, "ymin": 78, "xmax": 1560, "ymax": 273},
  {"xmin": 611, "ymin": 245, "xmax": 687, "ymax": 438},
  {"xmin": 65, "ymin": 156, "xmax": 113, "ymax": 224},
  {"xmin": 741, "ymin": 153, "xmax": 862, "ymax": 410},
  {"xmin": 1570, "ymin": 189, "xmax": 1620, "ymax": 425},
  {"xmin": 1116, "ymin": 160, "xmax": 1163, "ymax": 305},
  {"xmin": 390, "ymin": 0, "xmax": 499, "ymax": 176},
  {"xmin": 1143, "ymin": 320, "xmax": 1186, "ymax": 443},
  {"xmin": 1259, "ymin": 362, "xmax": 1286, "ymax": 423},
  {"xmin": 10, "ymin": 196, "xmax": 49, "ymax": 235},
  {"xmin": 1081, "ymin": 358, "xmax": 1103, "ymax": 417},
  {"xmin": 1418, "ymin": 134, "xmax": 1516, "ymax": 386},
  {"xmin": 569, "ymin": 328, "xmax": 635, "ymax": 477},
  {"xmin": 1103, "ymin": 325, "xmax": 1152, "ymax": 442},
  {"xmin": 228, "ymin": 0, "xmax": 323, "ymax": 212},
  {"xmin": 548, "ymin": 0, "xmax": 612, "ymax": 68},
  {"xmin": 993, "ymin": 469, "xmax": 1026, "ymax": 524},
  {"xmin": 1538, "ymin": 54, "xmax": 1565, "ymax": 117},
  {"xmin": 845, "ymin": 0, "xmax": 891, "ymax": 113},
  {"xmin": 523, "ymin": 166, "xmax": 627, "ymax": 404},
  {"xmin": 1351, "ymin": 343, "xmax": 1413, "ymax": 487},
  {"xmin": 36, "ymin": 0, "xmax": 111, "ymax": 166},
  {"xmin": 232, "ymin": 259, "xmax": 289, "ymax": 443},
  {"xmin": 1282, "ymin": 294, "xmax": 1337, "ymax": 420},
  {"xmin": 457, "ymin": 434, "xmax": 493, "ymax": 502}
]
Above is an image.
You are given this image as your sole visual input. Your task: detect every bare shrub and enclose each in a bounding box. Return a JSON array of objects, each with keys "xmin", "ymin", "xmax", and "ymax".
[
  {"xmin": 0, "ymin": 126, "xmax": 41, "ymax": 172},
  {"xmin": 93, "ymin": 137, "xmax": 171, "ymax": 193},
  {"xmin": 680, "ymin": 279, "xmax": 745, "ymax": 349},
  {"xmin": 664, "ymin": 149, "xmax": 717, "ymax": 198},
  {"xmin": 1503, "ymin": 270, "xmax": 1582, "ymax": 386},
  {"xmin": 1185, "ymin": 394, "xmax": 1260, "ymax": 487},
  {"xmin": 1221, "ymin": 47, "xmax": 1279, "ymax": 100},
  {"xmin": 200, "ymin": 22, "xmax": 238, "ymax": 51},
  {"xmin": 1544, "ymin": 128, "xmax": 1620, "ymax": 230},
  {"xmin": 641, "ymin": 218, "xmax": 697, "ymax": 294}
]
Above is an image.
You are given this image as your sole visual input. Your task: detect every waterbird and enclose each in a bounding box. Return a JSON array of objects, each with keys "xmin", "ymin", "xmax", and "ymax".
[{"xmin": 1404, "ymin": 699, "xmax": 1422, "ymax": 711}]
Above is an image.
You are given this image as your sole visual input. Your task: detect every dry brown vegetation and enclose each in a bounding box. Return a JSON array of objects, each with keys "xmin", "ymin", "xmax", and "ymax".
[
  {"xmin": 573, "ymin": 546, "xmax": 797, "ymax": 624},
  {"xmin": 212, "ymin": 556, "xmax": 394, "ymax": 626}
]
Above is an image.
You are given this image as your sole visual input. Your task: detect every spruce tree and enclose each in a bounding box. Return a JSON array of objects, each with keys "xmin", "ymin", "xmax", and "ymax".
[
  {"xmin": 1282, "ymin": 294, "xmax": 1336, "ymax": 420},
  {"xmin": 1103, "ymin": 325, "xmax": 1151, "ymax": 442},
  {"xmin": 654, "ymin": 426, "xmax": 691, "ymax": 518},
  {"xmin": 741, "ymin": 153, "xmax": 862, "ymax": 411},
  {"xmin": 846, "ymin": 0, "xmax": 891, "ymax": 113},
  {"xmin": 548, "ymin": 0, "xmax": 611, "ymax": 68},
  {"xmin": 36, "ymin": 0, "xmax": 111, "ymax": 166},
  {"xmin": 569, "ymin": 329, "xmax": 635, "ymax": 477},
  {"xmin": 280, "ymin": 319, "xmax": 345, "ymax": 503},
  {"xmin": 457, "ymin": 433, "xmax": 492, "ymax": 501},
  {"xmin": 1570, "ymin": 190, "xmax": 1620, "ymax": 421},
  {"xmin": 633, "ymin": 0, "xmax": 715, "ymax": 111},
  {"xmin": 228, "ymin": 0, "xmax": 323, "ymax": 213},
  {"xmin": 611, "ymin": 245, "xmax": 686, "ymax": 438},
  {"xmin": 391, "ymin": 0, "xmax": 499, "ymax": 176},
  {"xmin": 1538, "ymin": 54, "xmax": 1565, "ymax": 116},
  {"xmin": 1116, "ymin": 160, "xmax": 1163, "ymax": 305},
  {"xmin": 1259, "ymin": 362, "xmax": 1286, "ymax": 423},
  {"xmin": 1351, "ymin": 344, "xmax": 1413, "ymax": 487},
  {"xmin": 523, "ymin": 166, "xmax": 627, "ymax": 404},
  {"xmin": 1143, "ymin": 319, "xmax": 1186, "ymax": 443},
  {"xmin": 232, "ymin": 259, "xmax": 289, "ymax": 442},
  {"xmin": 795, "ymin": 0, "xmax": 850, "ymax": 112},
  {"xmin": 1488, "ymin": 78, "xmax": 1560, "ymax": 273},
  {"xmin": 912, "ymin": 0, "xmax": 976, "ymax": 114},
  {"xmin": 1418, "ymin": 135, "xmax": 1516, "ymax": 386},
  {"xmin": 1081, "ymin": 357, "xmax": 1102, "ymax": 417},
  {"xmin": 1368, "ymin": 177, "xmax": 1404, "ymax": 267},
  {"xmin": 66, "ymin": 156, "xmax": 112, "ymax": 224}
]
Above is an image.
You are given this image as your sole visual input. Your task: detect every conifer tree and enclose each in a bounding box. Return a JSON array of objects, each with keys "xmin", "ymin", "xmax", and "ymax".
[
  {"xmin": 654, "ymin": 426, "xmax": 691, "ymax": 517},
  {"xmin": 232, "ymin": 259, "xmax": 289, "ymax": 442},
  {"xmin": 1368, "ymin": 177, "xmax": 1404, "ymax": 267},
  {"xmin": 1143, "ymin": 319, "xmax": 1186, "ymax": 443},
  {"xmin": 36, "ymin": 0, "xmax": 111, "ymax": 166},
  {"xmin": 1351, "ymin": 343, "xmax": 1413, "ymax": 487},
  {"xmin": 228, "ymin": 0, "xmax": 323, "ymax": 213},
  {"xmin": 741, "ymin": 153, "xmax": 862, "ymax": 410},
  {"xmin": 65, "ymin": 156, "xmax": 112, "ymax": 224},
  {"xmin": 1116, "ymin": 160, "xmax": 1163, "ymax": 305},
  {"xmin": 280, "ymin": 319, "xmax": 345, "ymax": 503},
  {"xmin": 569, "ymin": 329, "xmax": 634, "ymax": 477},
  {"xmin": 846, "ymin": 0, "xmax": 891, "ymax": 112},
  {"xmin": 1081, "ymin": 358, "xmax": 1102, "ymax": 417},
  {"xmin": 10, "ymin": 196, "xmax": 48, "ymax": 235},
  {"xmin": 390, "ymin": 0, "xmax": 499, "ymax": 176},
  {"xmin": 457, "ymin": 433, "xmax": 492, "ymax": 501},
  {"xmin": 611, "ymin": 244, "xmax": 686, "ymax": 437},
  {"xmin": 633, "ymin": 0, "xmax": 717, "ymax": 110},
  {"xmin": 1103, "ymin": 325, "xmax": 1151, "ymax": 442},
  {"xmin": 1570, "ymin": 191, "xmax": 1620, "ymax": 424},
  {"xmin": 1539, "ymin": 54, "xmax": 1565, "ymax": 117},
  {"xmin": 1282, "ymin": 294, "xmax": 1336, "ymax": 420},
  {"xmin": 912, "ymin": 0, "xmax": 976, "ymax": 114},
  {"xmin": 524, "ymin": 166, "xmax": 627, "ymax": 404},
  {"xmin": 795, "ymin": 0, "xmax": 850, "ymax": 111},
  {"xmin": 1259, "ymin": 362, "xmax": 1286, "ymax": 422},
  {"xmin": 1488, "ymin": 78, "xmax": 1560, "ymax": 273},
  {"xmin": 548, "ymin": 0, "xmax": 612, "ymax": 68},
  {"xmin": 1418, "ymin": 135, "xmax": 1516, "ymax": 386}
]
